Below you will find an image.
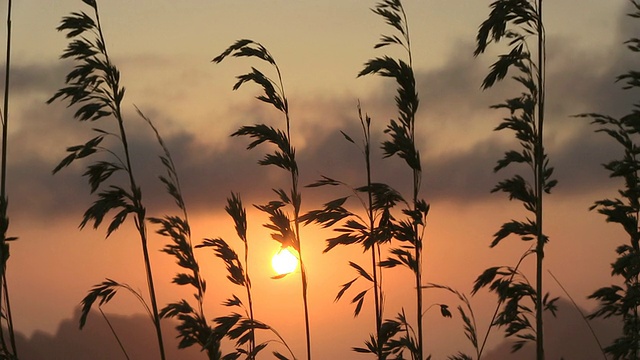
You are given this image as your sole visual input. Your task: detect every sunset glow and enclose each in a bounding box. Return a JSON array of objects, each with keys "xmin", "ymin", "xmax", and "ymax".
[
  {"xmin": 3, "ymin": 1, "xmax": 634, "ymax": 359},
  {"xmin": 271, "ymin": 247, "xmax": 298, "ymax": 276}
]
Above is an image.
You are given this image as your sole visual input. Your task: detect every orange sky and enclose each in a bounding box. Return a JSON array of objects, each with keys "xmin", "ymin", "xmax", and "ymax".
[{"xmin": 1, "ymin": 0, "xmax": 635, "ymax": 358}]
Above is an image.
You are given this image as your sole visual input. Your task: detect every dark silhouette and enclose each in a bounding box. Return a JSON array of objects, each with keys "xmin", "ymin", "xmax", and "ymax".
[{"xmin": 15, "ymin": 309, "xmax": 202, "ymax": 360}]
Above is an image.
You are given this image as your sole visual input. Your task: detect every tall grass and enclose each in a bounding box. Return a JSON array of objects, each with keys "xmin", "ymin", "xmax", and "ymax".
[
  {"xmin": 199, "ymin": 193, "xmax": 296, "ymax": 359},
  {"xmin": 47, "ymin": 1, "xmax": 166, "ymax": 358},
  {"xmin": 198, "ymin": 193, "xmax": 256, "ymax": 358},
  {"xmin": 357, "ymin": 1, "xmax": 429, "ymax": 358},
  {"xmin": 0, "ymin": 0, "xmax": 17, "ymax": 358},
  {"xmin": 139, "ymin": 109, "xmax": 219, "ymax": 359},
  {"xmin": 472, "ymin": 1, "xmax": 557, "ymax": 358},
  {"xmin": 302, "ymin": 104, "xmax": 399, "ymax": 358},
  {"xmin": 34, "ymin": 1, "xmax": 634, "ymax": 359},
  {"xmin": 577, "ymin": 2, "xmax": 640, "ymax": 358},
  {"xmin": 213, "ymin": 39, "xmax": 312, "ymax": 360}
]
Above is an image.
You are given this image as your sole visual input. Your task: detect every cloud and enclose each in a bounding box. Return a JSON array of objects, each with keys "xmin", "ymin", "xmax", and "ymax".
[{"xmin": 5, "ymin": 2, "xmax": 638, "ymax": 226}]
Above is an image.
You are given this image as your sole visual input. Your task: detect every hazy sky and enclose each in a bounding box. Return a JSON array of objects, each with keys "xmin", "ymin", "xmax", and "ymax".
[{"xmin": 1, "ymin": 1, "xmax": 635, "ymax": 359}]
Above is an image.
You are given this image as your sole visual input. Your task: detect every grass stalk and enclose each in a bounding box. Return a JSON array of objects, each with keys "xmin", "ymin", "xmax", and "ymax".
[
  {"xmin": 214, "ymin": 39, "xmax": 311, "ymax": 359},
  {"xmin": 473, "ymin": 1, "xmax": 554, "ymax": 356},
  {"xmin": 99, "ymin": 307, "xmax": 131, "ymax": 360},
  {"xmin": 302, "ymin": 102, "xmax": 400, "ymax": 357},
  {"xmin": 141, "ymin": 108, "xmax": 219, "ymax": 357},
  {"xmin": 92, "ymin": 5, "xmax": 165, "ymax": 357},
  {"xmin": 0, "ymin": 0, "xmax": 16, "ymax": 357},
  {"xmin": 358, "ymin": 1, "xmax": 426, "ymax": 358},
  {"xmin": 48, "ymin": 2, "xmax": 166, "ymax": 358},
  {"xmin": 202, "ymin": 193, "xmax": 297, "ymax": 358},
  {"xmin": 576, "ymin": 4, "xmax": 640, "ymax": 356},
  {"xmin": 475, "ymin": 248, "xmax": 534, "ymax": 358},
  {"xmin": 243, "ymin": 222, "xmax": 256, "ymax": 357},
  {"xmin": 547, "ymin": 270, "xmax": 607, "ymax": 359},
  {"xmin": 535, "ymin": 2, "xmax": 546, "ymax": 358},
  {"xmin": 360, "ymin": 104, "xmax": 384, "ymax": 353}
]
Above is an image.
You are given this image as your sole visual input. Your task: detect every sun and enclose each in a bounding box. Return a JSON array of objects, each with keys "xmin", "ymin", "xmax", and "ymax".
[{"xmin": 271, "ymin": 247, "xmax": 298, "ymax": 275}]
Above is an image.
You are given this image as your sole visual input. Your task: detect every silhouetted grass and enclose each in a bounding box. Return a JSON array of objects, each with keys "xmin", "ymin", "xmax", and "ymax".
[
  {"xmin": 213, "ymin": 39, "xmax": 311, "ymax": 360},
  {"xmin": 47, "ymin": 1, "xmax": 166, "ymax": 358},
  {"xmin": 198, "ymin": 194, "xmax": 256, "ymax": 358},
  {"xmin": 34, "ymin": 2, "xmax": 636, "ymax": 359},
  {"xmin": 422, "ymin": 283, "xmax": 479, "ymax": 360},
  {"xmin": 198, "ymin": 193, "xmax": 296, "ymax": 359},
  {"xmin": 576, "ymin": 3, "xmax": 640, "ymax": 357},
  {"xmin": 0, "ymin": 1, "xmax": 17, "ymax": 358},
  {"xmin": 473, "ymin": 1, "xmax": 557, "ymax": 358},
  {"xmin": 302, "ymin": 103, "xmax": 398, "ymax": 358},
  {"xmin": 358, "ymin": 1, "xmax": 430, "ymax": 358},
  {"xmin": 139, "ymin": 108, "xmax": 219, "ymax": 359}
]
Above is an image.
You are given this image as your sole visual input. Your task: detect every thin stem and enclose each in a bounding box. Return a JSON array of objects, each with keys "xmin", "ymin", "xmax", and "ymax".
[
  {"xmin": 359, "ymin": 103, "xmax": 383, "ymax": 357},
  {"xmin": 275, "ymin": 58, "xmax": 311, "ymax": 360},
  {"xmin": 244, "ymin": 237, "xmax": 255, "ymax": 358},
  {"xmin": 2, "ymin": 0, "xmax": 11, "ymax": 196},
  {"xmin": 398, "ymin": 3, "xmax": 422, "ymax": 357},
  {"xmin": 99, "ymin": 307, "xmax": 131, "ymax": 360},
  {"xmin": 400, "ymin": 4, "xmax": 412, "ymax": 68},
  {"xmin": 93, "ymin": 3, "xmax": 165, "ymax": 359},
  {"xmin": 299, "ymin": 258, "xmax": 312, "ymax": 360},
  {"xmin": 292, "ymin": 157, "xmax": 311, "ymax": 360},
  {"xmin": 535, "ymin": 1, "xmax": 545, "ymax": 359},
  {"xmin": 266, "ymin": 324, "xmax": 298, "ymax": 360},
  {"xmin": 2, "ymin": 275, "xmax": 14, "ymax": 357},
  {"xmin": 368, "ymin": 131, "xmax": 383, "ymax": 356},
  {"xmin": 547, "ymin": 270, "xmax": 607, "ymax": 360},
  {"xmin": 478, "ymin": 248, "xmax": 534, "ymax": 359},
  {"xmin": 0, "ymin": 0, "xmax": 15, "ymax": 356}
]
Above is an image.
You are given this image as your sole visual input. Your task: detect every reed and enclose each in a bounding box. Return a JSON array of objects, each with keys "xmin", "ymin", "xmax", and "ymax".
[
  {"xmin": 302, "ymin": 103, "xmax": 400, "ymax": 358},
  {"xmin": 199, "ymin": 193, "xmax": 296, "ymax": 359},
  {"xmin": 0, "ymin": 0, "xmax": 18, "ymax": 358},
  {"xmin": 357, "ymin": 1, "xmax": 429, "ymax": 358},
  {"xmin": 139, "ymin": 108, "xmax": 219, "ymax": 359},
  {"xmin": 213, "ymin": 39, "xmax": 311, "ymax": 360},
  {"xmin": 576, "ymin": 3, "xmax": 640, "ymax": 358},
  {"xmin": 472, "ymin": 1, "xmax": 557, "ymax": 358},
  {"xmin": 47, "ymin": 1, "xmax": 166, "ymax": 358}
]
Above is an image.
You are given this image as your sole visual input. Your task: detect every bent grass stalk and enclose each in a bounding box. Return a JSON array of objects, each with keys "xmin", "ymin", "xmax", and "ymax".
[
  {"xmin": 547, "ymin": 270, "xmax": 607, "ymax": 359},
  {"xmin": 47, "ymin": 1, "xmax": 166, "ymax": 358},
  {"xmin": 140, "ymin": 108, "xmax": 219, "ymax": 358}
]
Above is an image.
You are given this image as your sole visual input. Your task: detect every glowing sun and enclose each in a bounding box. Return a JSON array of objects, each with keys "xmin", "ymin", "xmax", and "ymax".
[{"xmin": 272, "ymin": 247, "xmax": 298, "ymax": 275}]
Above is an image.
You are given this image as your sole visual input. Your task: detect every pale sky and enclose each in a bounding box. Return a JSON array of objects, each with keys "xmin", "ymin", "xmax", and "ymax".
[{"xmin": 1, "ymin": 1, "xmax": 635, "ymax": 359}]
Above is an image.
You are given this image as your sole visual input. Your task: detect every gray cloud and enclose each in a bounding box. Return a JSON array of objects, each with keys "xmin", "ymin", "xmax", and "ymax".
[{"xmin": 4, "ymin": 3, "xmax": 638, "ymax": 227}]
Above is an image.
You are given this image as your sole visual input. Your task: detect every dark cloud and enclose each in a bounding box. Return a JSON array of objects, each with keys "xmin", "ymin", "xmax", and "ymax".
[
  {"xmin": 8, "ymin": 62, "xmax": 70, "ymax": 97},
  {"xmin": 5, "ymin": 3, "xmax": 639, "ymax": 226}
]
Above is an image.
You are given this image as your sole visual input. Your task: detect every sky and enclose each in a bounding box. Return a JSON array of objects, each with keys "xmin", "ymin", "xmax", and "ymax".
[{"xmin": 0, "ymin": 0, "xmax": 636, "ymax": 359}]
